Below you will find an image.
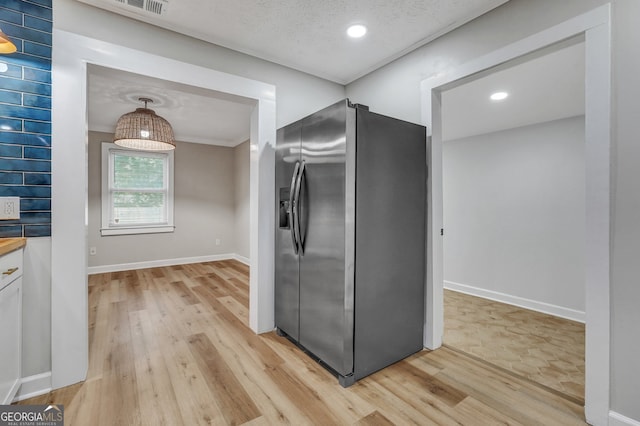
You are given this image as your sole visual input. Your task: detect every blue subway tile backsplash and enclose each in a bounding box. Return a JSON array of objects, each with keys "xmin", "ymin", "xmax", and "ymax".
[
  {"xmin": 0, "ymin": 90, "xmax": 22, "ymax": 105},
  {"xmin": 0, "ymin": 132, "xmax": 50, "ymax": 146},
  {"xmin": 24, "ymin": 146, "xmax": 50, "ymax": 160},
  {"xmin": 17, "ymin": 211, "xmax": 51, "ymax": 223},
  {"xmin": 24, "ymin": 172, "xmax": 50, "ymax": 185},
  {"xmin": 23, "ymin": 120, "xmax": 51, "ymax": 135},
  {"xmin": 0, "ymin": 225, "xmax": 23, "ymax": 238},
  {"xmin": 0, "ymin": 7, "xmax": 23, "ymax": 24},
  {"xmin": 0, "ymin": 63, "xmax": 21, "ymax": 79},
  {"xmin": 0, "ymin": 172, "xmax": 23, "ymax": 184},
  {"xmin": 23, "ymin": 15, "xmax": 51, "ymax": 32},
  {"xmin": 0, "ymin": 144, "xmax": 23, "ymax": 158},
  {"xmin": 0, "ymin": 1, "xmax": 52, "ymax": 237},
  {"xmin": 0, "ymin": 158, "xmax": 50, "ymax": 172},
  {"xmin": 1, "ymin": 22, "xmax": 52, "ymax": 47},
  {"xmin": 23, "ymin": 41, "xmax": 52, "ymax": 58},
  {"xmin": 0, "ymin": 118, "xmax": 23, "ymax": 132},
  {"xmin": 1, "ymin": 1, "xmax": 52, "ymax": 21},
  {"xmin": 24, "ymin": 224, "xmax": 51, "ymax": 237},
  {"xmin": 23, "ymin": 94, "xmax": 51, "ymax": 109},
  {"xmin": 4, "ymin": 52, "xmax": 50, "ymax": 70},
  {"xmin": 20, "ymin": 198, "xmax": 50, "ymax": 211},
  {"xmin": 0, "ymin": 77, "xmax": 52, "ymax": 96},
  {"xmin": 0, "ymin": 104, "xmax": 51, "ymax": 121},
  {"xmin": 0, "ymin": 185, "xmax": 50, "ymax": 198},
  {"xmin": 24, "ymin": 0, "xmax": 53, "ymax": 8},
  {"xmin": 23, "ymin": 67, "xmax": 51, "ymax": 84}
]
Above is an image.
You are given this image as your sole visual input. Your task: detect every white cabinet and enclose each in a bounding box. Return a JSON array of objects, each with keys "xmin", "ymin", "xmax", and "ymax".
[{"xmin": 0, "ymin": 248, "xmax": 23, "ymax": 404}]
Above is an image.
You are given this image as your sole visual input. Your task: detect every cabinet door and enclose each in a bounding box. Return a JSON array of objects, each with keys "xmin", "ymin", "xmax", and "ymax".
[{"xmin": 0, "ymin": 277, "xmax": 22, "ymax": 404}]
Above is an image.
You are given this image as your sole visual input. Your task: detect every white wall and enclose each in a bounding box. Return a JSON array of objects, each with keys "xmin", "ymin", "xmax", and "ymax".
[
  {"xmin": 53, "ymin": 0, "xmax": 346, "ymax": 128},
  {"xmin": 347, "ymin": 0, "xmax": 640, "ymax": 422},
  {"xmin": 234, "ymin": 141, "xmax": 250, "ymax": 261},
  {"xmin": 443, "ymin": 117, "xmax": 585, "ymax": 319},
  {"xmin": 87, "ymin": 132, "xmax": 240, "ymax": 269},
  {"xmin": 611, "ymin": 0, "xmax": 640, "ymax": 419}
]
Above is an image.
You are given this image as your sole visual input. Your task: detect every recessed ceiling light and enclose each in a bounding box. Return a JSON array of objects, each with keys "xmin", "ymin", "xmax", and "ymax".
[
  {"xmin": 490, "ymin": 91, "xmax": 509, "ymax": 101},
  {"xmin": 347, "ymin": 24, "xmax": 367, "ymax": 38}
]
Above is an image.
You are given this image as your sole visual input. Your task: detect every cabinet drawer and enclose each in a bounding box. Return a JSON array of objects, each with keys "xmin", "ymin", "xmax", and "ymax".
[{"xmin": 0, "ymin": 249, "xmax": 23, "ymax": 291}]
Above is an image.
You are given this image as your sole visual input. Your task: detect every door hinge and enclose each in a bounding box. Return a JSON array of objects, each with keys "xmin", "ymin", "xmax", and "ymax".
[{"xmin": 440, "ymin": 228, "xmax": 444, "ymax": 236}]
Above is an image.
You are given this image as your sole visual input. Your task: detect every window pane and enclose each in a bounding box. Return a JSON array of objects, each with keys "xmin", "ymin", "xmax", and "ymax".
[
  {"xmin": 112, "ymin": 191, "xmax": 166, "ymax": 225},
  {"xmin": 113, "ymin": 152, "xmax": 165, "ymax": 190}
]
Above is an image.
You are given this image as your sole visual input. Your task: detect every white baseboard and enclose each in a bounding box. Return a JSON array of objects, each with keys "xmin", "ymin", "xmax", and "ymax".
[
  {"xmin": 444, "ymin": 280, "xmax": 585, "ymax": 323},
  {"xmin": 3, "ymin": 379, "xmax": 21, "ymax": 404},
  {"xmin": 610, "ymin": 411, "xmax": 640, "ymax": 426},
  {"xmin": 88, "ymin": 253, "xmax": 248, "ymax": 275},
  {"xmin": 233, "ymin": 254, "xmax": 250, "ymax": 265},
  {"xmin": 14, "ymin": 372, "xmax": 52, "ymax": 402}
]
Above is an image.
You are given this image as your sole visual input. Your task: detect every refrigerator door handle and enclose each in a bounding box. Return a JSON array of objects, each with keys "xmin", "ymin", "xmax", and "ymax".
[
  {"xmin": 293, "ymin": 160, "xmax": 306, "ymax": 255},
  {"xmin": 289, "ymin": 161, "xmax": 300, "ymax": 254}
]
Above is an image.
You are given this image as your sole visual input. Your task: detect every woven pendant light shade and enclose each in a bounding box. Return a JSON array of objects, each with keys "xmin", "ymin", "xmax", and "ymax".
[
  {"xmin": 0, "ymin": 28, "xmax": 17, "ymax": 54},
  {"xmin": 114, "ymin": 98, "xmax": 175, "ymax": 151}
]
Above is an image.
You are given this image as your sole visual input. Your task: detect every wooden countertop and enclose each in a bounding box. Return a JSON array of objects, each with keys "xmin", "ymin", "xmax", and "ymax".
[{"xmin": 0, "ymin": 238, "xmax": 26, "ymax": 256}]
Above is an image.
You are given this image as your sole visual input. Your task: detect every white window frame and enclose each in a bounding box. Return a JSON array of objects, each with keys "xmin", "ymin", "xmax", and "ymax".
[{"xmin": 101, "ymin": 142, "xmax": 175, "ymax": 236}]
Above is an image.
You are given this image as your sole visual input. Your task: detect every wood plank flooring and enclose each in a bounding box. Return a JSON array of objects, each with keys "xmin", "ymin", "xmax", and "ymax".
[
  {"xmin": 443, "ymin": 289, "xmax": 585, "ymax": 402},
  {"xmin": 20, "ymin": 261, "xmax": 587, "ymax": 425}
]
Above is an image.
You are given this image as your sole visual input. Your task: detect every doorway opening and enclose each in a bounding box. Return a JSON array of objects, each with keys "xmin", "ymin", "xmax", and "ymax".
[
  {"xmin": 51, "ymin": 29, "xmax": 276, "ymax": 391},
  {"xmin": 421, "ymin": 5, "xmax": 611, "ymax": 424},
  {"xmin": 440, "ymin": 40, "xmax": 586, "ymax": 402},
  {"xmin": 85, "ymin": 64, "xmax": 254, "ymax": 275}
]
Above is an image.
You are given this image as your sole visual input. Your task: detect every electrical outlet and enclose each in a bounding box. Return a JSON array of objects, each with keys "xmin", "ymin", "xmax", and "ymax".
[
  {"xmin": 0, "ymin": 197, "xmax": 20, "ymax": 220},
  {"xmin": 215, "ymin": 239, "xmax": 221, "ymax": 246}
]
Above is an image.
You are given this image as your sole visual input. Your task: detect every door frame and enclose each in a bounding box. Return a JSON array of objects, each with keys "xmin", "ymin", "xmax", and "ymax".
[
  {"xmin": 51, "ymin": 30, "xmax": 276, "ymax": 389},
  {"xmin": 420, "ymin": 5, "xmax": 611, "ymax": 425}
]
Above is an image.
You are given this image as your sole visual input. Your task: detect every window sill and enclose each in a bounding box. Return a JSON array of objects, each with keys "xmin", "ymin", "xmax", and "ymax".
[{"xmin": 101, "ymin": 225, "xmax": 175, "ymax": 236}]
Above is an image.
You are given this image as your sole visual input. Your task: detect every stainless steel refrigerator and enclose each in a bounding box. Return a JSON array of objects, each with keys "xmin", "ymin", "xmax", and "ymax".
[{"xmin": 275, "ymin": 99, "xmax": 426, "ymax": 387}]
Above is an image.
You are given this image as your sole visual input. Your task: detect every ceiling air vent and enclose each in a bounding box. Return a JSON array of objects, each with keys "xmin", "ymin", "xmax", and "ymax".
[
  {"xmin": 112, "ymin": 0, "xmax": 168, "ymax": 16},
  {"xmin": 145, "ymin": 0, "xmax": 164, "ymax": 15}
]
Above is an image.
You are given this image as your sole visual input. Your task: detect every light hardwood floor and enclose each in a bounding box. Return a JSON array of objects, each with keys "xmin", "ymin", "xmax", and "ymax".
[
  {"xmin": 20, "ymin": 261, "xmax": 587, "ymax": 425},
  {"xmin": 443, "ymin": 289, "xmax": 585, "ymax": 403}
]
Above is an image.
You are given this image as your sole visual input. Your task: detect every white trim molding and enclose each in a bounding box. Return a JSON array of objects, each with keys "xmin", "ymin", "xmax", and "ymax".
[
  {"xmin": 444, "ymin": 281, "xmax": 585, "ymax": 323},
  {"xmin": 87, "ymin": 253, "xmax": 245, "ymax": 275},
  {"xmin": 609, "ymin": 412, "xmax": 640, "ymax": 426},
  {"xmin": 14, "ymin": 372, "xmax": 52, "ymax": 402},
  {"xmin": 233, "ymin": 254, "xmax": 250, "ymax": 266},
  {"xmin": 421, "ymin": 5, "xmax": 611, "ymax": 425}
]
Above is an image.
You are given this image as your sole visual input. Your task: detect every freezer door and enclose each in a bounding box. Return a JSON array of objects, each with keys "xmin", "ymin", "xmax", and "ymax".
[
  {"xmin": 275, "ymin": 121, "xmax": 302, "ymax": 340},
  {"xmin": 298, "ymin": 100, "xmax": 354, "ymax": 376}
]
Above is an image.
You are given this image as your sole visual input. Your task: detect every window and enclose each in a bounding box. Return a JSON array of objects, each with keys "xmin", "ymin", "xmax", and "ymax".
[{"xmin": 101, "ymin": 143, "xmax": 174, "ymax": 236}]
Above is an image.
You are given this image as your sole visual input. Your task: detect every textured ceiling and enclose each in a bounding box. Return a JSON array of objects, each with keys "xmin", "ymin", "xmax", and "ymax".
[{"xmin": 77, "ymin": 0, "xmax": 509, "ymax": 84}]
